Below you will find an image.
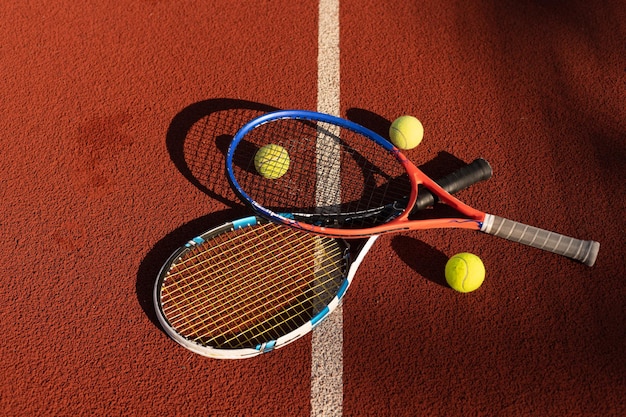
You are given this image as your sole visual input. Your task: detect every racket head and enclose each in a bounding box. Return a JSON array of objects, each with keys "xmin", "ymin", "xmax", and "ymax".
[
  {"xmin": 153, "ymin": 215, "xmax": 357, "ymax": 359},
  {"xmin": 226, "ymin": 110, "xmax": 421, "ymax": 236}
]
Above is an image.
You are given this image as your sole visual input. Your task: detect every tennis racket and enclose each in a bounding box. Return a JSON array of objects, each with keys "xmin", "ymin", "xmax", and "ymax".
[
  {"xmin": 154, "ymin": 159, "xmax": 492, "ymax": 359},
  {"xmin": 226, "ymin": 110, "xmax": 599, "ymax": 267}
]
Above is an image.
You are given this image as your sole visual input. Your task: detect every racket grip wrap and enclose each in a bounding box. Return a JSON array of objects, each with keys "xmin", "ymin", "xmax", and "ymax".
[
  {"xmin": 414, "ymin": 158, "xmax": 493, "ymax": 211},
  {"xmin": 481, "ymin": 214, "xmax": 599, "ymax": 266}
]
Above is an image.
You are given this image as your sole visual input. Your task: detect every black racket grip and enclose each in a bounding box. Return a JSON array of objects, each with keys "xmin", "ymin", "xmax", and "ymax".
[{"xmin": 413, "ymin": 158, "xmax": 492, "ymax": 211}]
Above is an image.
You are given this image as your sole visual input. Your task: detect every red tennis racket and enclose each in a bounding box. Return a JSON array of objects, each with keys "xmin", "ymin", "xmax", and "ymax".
[{"xmin": 226, "ymin": 110, "xmax": 599, "ymax": 266}]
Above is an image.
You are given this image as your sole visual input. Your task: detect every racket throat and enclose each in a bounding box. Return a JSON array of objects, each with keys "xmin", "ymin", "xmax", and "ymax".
[{"xmin": 479, "ymin": 213, "xmax": 495, "ymax": 232}]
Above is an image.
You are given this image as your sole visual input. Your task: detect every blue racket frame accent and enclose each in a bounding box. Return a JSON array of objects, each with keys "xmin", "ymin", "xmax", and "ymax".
[
  {"xmin": 226, "ymin": 110, "xmax": 400, "ymax": 224},
  {"xmin": 256, "ymin": 340, "xmax": 277, "ymax": 353},
  {"xmin": 311, "ymin": 307, "xmax": 331, "ymax": 327},
  {"xmin": 232, "ymin": 215, "xmax": 258, "ymax": 230},
  {"xmin": 186, "ymin": 236, "xmax": 205, "ymax": 247}
]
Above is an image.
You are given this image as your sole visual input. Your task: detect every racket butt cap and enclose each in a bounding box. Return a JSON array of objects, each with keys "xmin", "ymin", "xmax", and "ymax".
[{"xmin": 584, "ymin": 241, "xmax": 600, "ymax": 267}]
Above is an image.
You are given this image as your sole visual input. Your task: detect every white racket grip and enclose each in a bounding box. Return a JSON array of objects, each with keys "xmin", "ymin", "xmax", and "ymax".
[{"xmin": 481, "ymin": 214, "xmax": 599, "ymax": 266}]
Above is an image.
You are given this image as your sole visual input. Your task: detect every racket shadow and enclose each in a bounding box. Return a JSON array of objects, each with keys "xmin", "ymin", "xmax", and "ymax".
[
  {"xmin": 391, "ymin": 235, "xmax": 450, "ymax": 288},
  {"xmin": 166, "ymin": 98, "xmax": 280, "ymax": 207},
  {"xmin": 135, "ymin": 208, "xmax": 248, "ymax": 330}
]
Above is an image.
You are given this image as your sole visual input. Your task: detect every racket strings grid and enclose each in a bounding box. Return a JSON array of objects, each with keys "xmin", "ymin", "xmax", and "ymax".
[
  {"xmin": 229, "ymin": 117, "xmax": 412, "ymax": 228},
  {"xmin": 184, "ymin": 107, "xmax": 271, "ymax": 198},
  {"xmin": 156, "ymin": 221, "xmax": 349, "ymax": 350}
]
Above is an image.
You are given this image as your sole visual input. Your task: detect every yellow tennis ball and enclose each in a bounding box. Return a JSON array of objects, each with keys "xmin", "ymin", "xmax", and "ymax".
[
  {"xmin": 389, "ymin": 115, "xmax": 424, "ymax": 149},
  {"xmin": 445, "ymin": 253, "xmax": 486, "ymax": 293},
  {"xmin": 254, "ymin": 144, "xmax": 290, "ymax": 179}
]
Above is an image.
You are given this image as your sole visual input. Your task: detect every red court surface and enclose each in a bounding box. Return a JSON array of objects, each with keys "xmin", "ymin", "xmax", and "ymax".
[{"xmin": 1, "ymin": 1, "xmax": 624, "ymax": 416}]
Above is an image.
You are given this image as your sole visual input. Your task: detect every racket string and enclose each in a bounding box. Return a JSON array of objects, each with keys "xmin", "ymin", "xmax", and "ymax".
[
  {"xmin": 210, "ymin": 261, "xmax": 344, "ymax": 347},
  {"xmin": 168, "ymin": 247, "xmax": 339, "ymax": 339},
  {"xmin": 162, "ymin": 225, "xmax": 309, "ymax": 320},
  {"xmin": 162, "ymin": 236, "xmax": 316, "ymax": 342},
  {"xmin": 159, "ymin": 222, "xmax": 348, "ymax": 349},
  {"xmin": 192, "ymin": 241, "xmax": 343, "ymax": 345},
  {"xmin": 163, "ymin": 225, "xmax": 327, "ymax": 309},
  {"xmin": 163, "ymin": 227, "xmax": 295, "ymax": 306},
  {"xmin": 231, "ymin": 118, "xmax": 412, "ymax": 227},
  {"xmin": 202, "ymin": 240, "xmax": 344, "ymax": 344}
]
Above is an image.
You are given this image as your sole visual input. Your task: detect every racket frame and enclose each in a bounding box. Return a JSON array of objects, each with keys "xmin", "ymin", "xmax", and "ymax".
[
  {"xmin": 227, "ymin": 110, "xmax": 485, "ymax": 238},
  {"xmin": 154, "ymin": 215, "xmax": 369, "ymax": 359},
  {"xmin": 227, "ymin": 110, "xmax": 599, "ymax": 266}
]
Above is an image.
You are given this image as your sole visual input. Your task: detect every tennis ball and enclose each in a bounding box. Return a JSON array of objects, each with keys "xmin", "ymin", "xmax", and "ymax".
[
  {"xmin": 254, "ymin": 144, "xmax": 290, "ymax": 179},
  {"xmin": 389, "ymin": 115, "xmax": 424, "ymax": 150},
  {"xmin": 445, "ymin": 252, "xmax": 485, "ymax": 293}
]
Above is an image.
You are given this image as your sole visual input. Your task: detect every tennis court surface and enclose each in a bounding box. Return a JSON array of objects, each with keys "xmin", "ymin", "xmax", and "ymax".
[{"xmin": 1, "ymin": 1, "xmax": 624, "ymax": 415}]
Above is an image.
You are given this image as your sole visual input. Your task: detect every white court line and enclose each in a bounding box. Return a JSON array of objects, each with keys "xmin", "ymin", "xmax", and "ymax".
[{"xmin": 311, "ymin": 0, "xmax": 342, "ymax": 416}]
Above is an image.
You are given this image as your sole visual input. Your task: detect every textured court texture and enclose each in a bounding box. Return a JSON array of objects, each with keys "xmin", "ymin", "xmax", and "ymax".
[{"xmin": 1, "ymin": 1, "xmax": 624, "ymax": 416}]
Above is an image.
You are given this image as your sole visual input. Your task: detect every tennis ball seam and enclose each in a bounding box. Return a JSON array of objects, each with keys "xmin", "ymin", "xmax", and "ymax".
[
  {"xmin": 458, "ymin": 257, "xmax": 470, "ymax": 291},
  {"xmin": 254, "ymin": 145, "xmax": 290, "ymax": 179},
  {"xmin": 445, "ymin": 253, "xmax": 485, "ymax": 293},
  {"xmin": 389, "ymin": 116, "xmax": 424, "ymax": 150},
  {"xmin": 389, "ymin": 126, "xmax": 408, "ymax": 149}
]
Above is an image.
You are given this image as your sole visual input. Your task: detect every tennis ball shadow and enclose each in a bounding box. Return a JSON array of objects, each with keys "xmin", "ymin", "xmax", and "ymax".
[
  {"xmin": 346, "ymin": 107, "xmax": 392, "ymax": 139},
  {"xmin": 346, "ymin": 107, "xmax": 472, "ymax": 177},
  {"xmin": 136, "ymin": 208, "xmax": 248, "ymax": 330},
  {"xmin": 391, "ymin": 235, "xmax": 449, "ymax": 288}
]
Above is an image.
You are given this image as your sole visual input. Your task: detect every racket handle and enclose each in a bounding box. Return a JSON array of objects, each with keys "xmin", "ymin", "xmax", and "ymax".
[
  {"xmin": 481, "ymin": 214, "xmax": 600, "ymax": 266},
  {"xmin": 413, "ymin": 158, "xmax": 493, "ymax": 211}
]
